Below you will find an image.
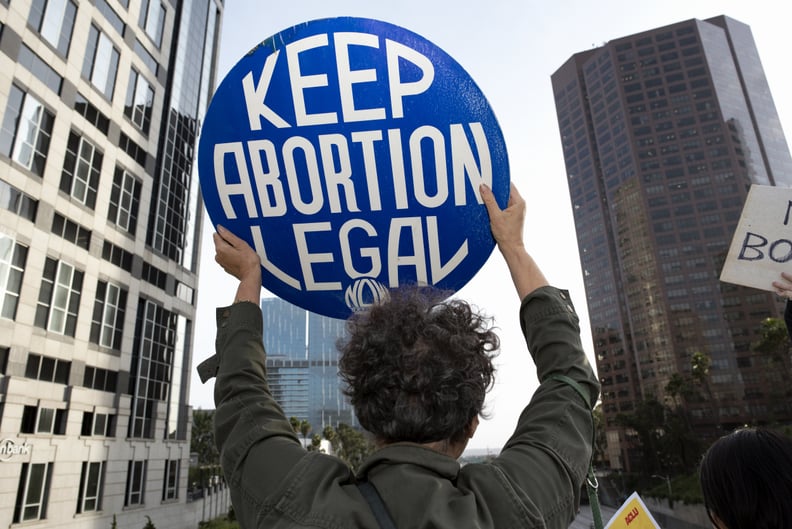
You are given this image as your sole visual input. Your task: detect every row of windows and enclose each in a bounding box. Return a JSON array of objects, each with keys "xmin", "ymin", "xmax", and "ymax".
[
  {"xmin": 1, "ymin": 85, "xmax": 145, "ymax": 234},
  {"xmin": 28, "ymin": 0, "xmax": 163, "ymax": 108},
  {"xmin": 20, "ymin": 404, "xmax": 114, "ymax": 437},
  {"xmin": 1, "ymin": 233, "xmax": 127, "ymax": 345},
  {"xmin": 14, "ymin": 458, "xmax": 181, "ymax": 523}
]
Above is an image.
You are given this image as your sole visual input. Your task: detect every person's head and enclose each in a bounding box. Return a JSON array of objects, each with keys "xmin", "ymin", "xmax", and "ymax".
[
  {"xmin": 699, "ymin": 427, "xmax": 792, "ymax": 529},
  {"xmin": 338, "ymin": 285, "xmax": 498, "ymax": 450}
]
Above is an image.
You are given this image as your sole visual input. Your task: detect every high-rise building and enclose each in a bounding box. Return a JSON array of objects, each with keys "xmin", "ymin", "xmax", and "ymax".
[
  {"xmin": 260, "ymin": 297, "xmax": 356, "ymax": 433},
  {"xmin": 551, "ymin": 15, "xmax": 792, "ymax": 472},
  {"xmin": 0, "ymin": 1, "xmax": 222, "ymax": 527}
]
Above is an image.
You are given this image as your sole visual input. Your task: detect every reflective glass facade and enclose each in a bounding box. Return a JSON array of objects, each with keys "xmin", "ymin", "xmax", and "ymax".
[
  {"xmin": 261, "ymin": 297, "xmax": 357, "ymax": 432},
  {"xmin": 552, "ymin": 16, "xmax": 792, "ymax": 472}
]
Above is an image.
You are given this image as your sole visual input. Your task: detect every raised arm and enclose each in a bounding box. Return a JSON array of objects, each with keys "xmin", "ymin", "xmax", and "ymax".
[
  {"xmin": 213, "ymin": 225, "xmax": 262, "ymax": 304},
  {"xmin": 480, "ymin": 183, "xmax": 548, "ymax": 299}
]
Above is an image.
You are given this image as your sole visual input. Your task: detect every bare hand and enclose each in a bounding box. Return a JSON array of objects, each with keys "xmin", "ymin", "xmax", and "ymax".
[
  {"xmin": 772, "ymin": 271, "xmax": 792, "ymax": 300},
  {"xmin": 213, "ymin": 225, "xmax": 261, "ymax": 284},
  {"xmin": 480, "ymin": 182, "xmax": 526, "ymax": 253}
]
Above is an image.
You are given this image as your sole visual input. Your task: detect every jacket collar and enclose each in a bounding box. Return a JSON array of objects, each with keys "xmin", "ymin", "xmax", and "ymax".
[{"xmin": 357, "ymin": 443, "xmax": 461, "ymax": 481}]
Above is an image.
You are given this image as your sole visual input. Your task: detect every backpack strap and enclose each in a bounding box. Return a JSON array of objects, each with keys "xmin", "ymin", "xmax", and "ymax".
[
  {"xmin": 357, "ymin": 480, "xmax": 397, "ymax": 529},
  {"xmin": 547, "ymin": 374, "xmax": 604, "ymax": 529}
]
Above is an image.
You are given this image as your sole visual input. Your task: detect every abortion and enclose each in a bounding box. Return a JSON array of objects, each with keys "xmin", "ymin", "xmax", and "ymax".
[{"xmin": 212, "ymin": 121, "xmax": 492, "ymax": 219}]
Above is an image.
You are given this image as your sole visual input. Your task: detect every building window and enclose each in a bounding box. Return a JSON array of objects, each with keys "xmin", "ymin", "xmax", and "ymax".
[
  {"xmin": 35, "ymin": 258, "xmax": 83, "ymax": 336},
  {"xmin": 125, "ymin": 68, "xmax": 154, "ymax": 134},
  {"xmin": 51, "ymin": 213, "xmax": 92, "ymax": 250},
  {"xmin": 139, "ymin": 0, "xmax": 165, "ymax": 48},
  {"xmin": 0, "ymin": 346, "xmax": 8, "ymax": 374},
  {"xmin": 96, "ymin": 0, "xmax": 125, "ymax": 36},
  {"xmin": 81, "ymin": 411, "xmax": 116, "ymax": 436},
  {"xmin": 28, "ymin": 0, "xmax": 77, "ymax": 57},
  {"xmin": 108, "ymin": 167, "xmax": 141, "ymax": 234},
  {"xmin": 18, "ymin": 44, "xmax": 63, "ymax": 94},
  {"xmin": 13, "ymin": 462, "xmax": 54, "ymax": 522},
  {"xmin": 0, "ymin": 235, "xmax": 28, "ymax": 320},
  {"xmin": 83, "ymin": 366, "xmax": 119, "ymax": 393},
  {"xmin": 60, "ymin": 131, "xmax": 103, "ymax": 208},
  {"xmin": 129, "ymin": 300, "xmax": 174, "ymax": 439},
  {"xmin": 102, "ymin": 241, "xmax": 134, "ymax": 272},
  {"xmin": 118, "ymin": 131, "xmax": 147, "ymax": 167},
  {"xmin": 74, "ymin": 93, "xmax": 110, "ymax": 135},
  {"xmin": 125, "ymin": 460, "xmax": 147, "ymax": 506},
  {"xmin": 82, "ymin": 24, "xmax": 120, "ymax": 100},
  {"xmin": 77, "ymin": 461, "xmax": 105, "ymax": 513},
  {"xmin": 0, "ymin": 178, "xmax": 39, "ymax": 221},
  {"xmin": 25, "ymin": 353, "xmax": 71, "ymax": 384},
  {"xmin": 162, "ymin": 460, "xmax": 179, "ymax": 500},
  {"xmin": 21, "ymin": 405, "xmax": 67, "ymax": 434},
  {"xmin": 0, "ymin": 84, "xmax": 55, "ymax": 177},
  {"xmin": 90, "ymin": 280, "xmax": 127, "ymax": 349}
]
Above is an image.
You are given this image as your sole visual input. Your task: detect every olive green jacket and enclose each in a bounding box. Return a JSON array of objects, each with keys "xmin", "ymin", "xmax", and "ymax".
[{"xmin": 199, "ymin": 286, "xmax": 599, "ymax": 529}]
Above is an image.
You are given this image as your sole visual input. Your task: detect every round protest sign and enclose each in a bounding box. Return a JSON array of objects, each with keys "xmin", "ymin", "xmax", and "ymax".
[{"xmin": 198, "ymin": 17, "xmax": 509, "ymax": 319}]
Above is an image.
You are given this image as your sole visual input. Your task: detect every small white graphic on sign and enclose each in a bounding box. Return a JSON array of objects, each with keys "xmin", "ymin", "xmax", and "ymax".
[{"xmin": 345, "ymin": 277, "xmax": 390, "ymax": 312}]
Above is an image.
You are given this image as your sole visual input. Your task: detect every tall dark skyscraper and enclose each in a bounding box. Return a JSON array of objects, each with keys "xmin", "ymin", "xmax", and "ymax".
[
  {"xmin": 260, "ymin": 297, "xmax": 356, "ymax": 433},
  {"xmin": 0, "ymin": 1, "xmax": 221, "ymax": 527},
  {"xmin": 551, "ymin": 15, "xmax": 792, "ymax": 472}
]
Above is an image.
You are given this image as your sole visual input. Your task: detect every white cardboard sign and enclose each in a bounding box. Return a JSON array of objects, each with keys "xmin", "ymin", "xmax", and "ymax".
[{"xmin": 720, "ymin": 184, "xmax": 792, "ymax": 290}]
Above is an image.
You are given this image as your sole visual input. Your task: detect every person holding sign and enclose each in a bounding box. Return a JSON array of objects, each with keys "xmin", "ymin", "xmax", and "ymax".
[
  {"xmin": 771, "ymin": 271, "xmax": 792, "ymax": 342},
  {"xmin": 699, "ymin": 427, "xmax": 792, "ymax": 529},
  {"xmin": 198, "ymin": 183, "xmax": 599, "ymax": 529}
]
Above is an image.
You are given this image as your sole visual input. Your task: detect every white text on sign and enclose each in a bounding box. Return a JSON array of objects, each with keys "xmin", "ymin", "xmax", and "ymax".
[{"xmin": 242, "ymin": 32, "xmax": 434, "ymax": 128}]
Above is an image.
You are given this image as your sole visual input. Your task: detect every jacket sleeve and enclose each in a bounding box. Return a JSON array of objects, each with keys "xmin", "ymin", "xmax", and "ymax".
[
  {"xmin": 211, "ymin": 302, "xmax": 306, "ymax": 526},
  {"xmin": 785, "ymin": 300, "xmax": 792, "ymax": 343},
  {"xmin": 491, "ymin": 286, "xmax": 600, "ymax": 528}
]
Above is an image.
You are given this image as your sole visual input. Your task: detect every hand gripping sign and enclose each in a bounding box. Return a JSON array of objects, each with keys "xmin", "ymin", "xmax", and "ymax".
[{"xmin": 198, "ymin": 17, "xmax": 509, "ymax": 319}]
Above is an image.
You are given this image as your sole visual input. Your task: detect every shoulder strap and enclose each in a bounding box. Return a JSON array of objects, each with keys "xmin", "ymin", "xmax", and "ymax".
[
  {"xmin": 547, "ymin": 374, "xmax": 604, "ymax": 529},
  {"xmin": 357, "ymin": 480, "xmax": 397, "ymax": 529}
]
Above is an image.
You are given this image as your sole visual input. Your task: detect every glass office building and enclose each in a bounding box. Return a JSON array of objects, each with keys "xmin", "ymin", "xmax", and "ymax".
[
  {"xmin": 551, "ymin": 16, "xmax": 792, "ymax": 472},
  {"xmin": 261, "ymin": 297, "xmax": 357, "ymax": 433},
  {"xmin": 0, "ymin": 1, "xmax": 222, "ymax": 527}
]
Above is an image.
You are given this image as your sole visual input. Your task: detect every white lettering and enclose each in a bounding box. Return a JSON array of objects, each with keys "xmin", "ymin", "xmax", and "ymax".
[
  {"xmin": 409, "ymin": 125, "xmax": 448, "ymax": 208},
  {"xmin": 427, "ymin": 216, "xmax": 468, "ymax": 282},
  {"xmin": 286, "ymin": 34, "xmax": 337, "ymax": 126},
  {"xmin": 388, "ymin": 129, "xmax": 409, "ymax": 209},
  {"xmin": 339, "ymin": 219, "xmax": 381, "ymax": 278},
  {"xmin": 334, "ymin": 32, "xmax": 386, "ymax": 123},
  {"xmin": 387, "ymin": 217, "xmax": 427, "ymax": 286},
  {"xmin": 351, "ymin": 130, "xmax": 384, "ymax": 211},
  {"xmin": 451, "ymin": 122, "xmax": 491, "ymax": 205},
  {"xmin": 283, "ymin": 136, "xmax": 324, "ymax": 214},
  {"xmin": 250, "ymin": 225, "xmax": 301, "ymax": 289},
  {"xmin": 318, "ymin": 134, "xmax": 359, "ymax": 213},
  {"xmin": 214, "ymin": 142, "xmax": 258, "ymax": 219},
  {"xmin": 242, "ymin": 50, "xmax": 291, "ymax": 130},
  {"xmin": 247, "ymin": 139, "xmax": 287, "ymax": 217},
  {"xmin": 293, "ymin": 222, "xmax": 342, "ymax": 290},
  {"xmin": 386, "ymin": 39, "xmax": 435, "ymax": 119}
]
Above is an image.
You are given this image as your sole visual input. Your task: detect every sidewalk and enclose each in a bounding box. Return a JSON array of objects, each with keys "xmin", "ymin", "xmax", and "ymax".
[{"xmin": 569, "ymin": 504, "xmax": 618, "ymax": 529}]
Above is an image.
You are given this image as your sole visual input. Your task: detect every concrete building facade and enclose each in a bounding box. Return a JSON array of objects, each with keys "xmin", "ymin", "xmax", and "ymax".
[{"xmin": 0, "ymin": 0, "xmax": 222, "ymax": 527}]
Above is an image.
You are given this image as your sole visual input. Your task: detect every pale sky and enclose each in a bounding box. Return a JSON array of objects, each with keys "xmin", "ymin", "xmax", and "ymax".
[{"xmin": 189, "ymin": 0, "xmax": 792, "ymax": 451}]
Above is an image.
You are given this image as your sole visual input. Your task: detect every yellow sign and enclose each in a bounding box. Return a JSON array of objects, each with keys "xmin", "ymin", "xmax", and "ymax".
[{"xmin": 604, "ymin": 492, "xmax": 661, "ymax": 529}]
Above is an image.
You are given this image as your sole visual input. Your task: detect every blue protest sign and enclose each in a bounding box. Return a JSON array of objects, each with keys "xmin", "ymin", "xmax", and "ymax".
[{"xmin": 198, "ymin": 17, "xmax": 509, "ymax": 319}]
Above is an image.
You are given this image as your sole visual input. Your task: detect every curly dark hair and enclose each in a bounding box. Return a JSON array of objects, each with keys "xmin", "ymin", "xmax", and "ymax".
[{"xmin": 338, "ymin": 285, "xmax": 499, "ymax": 445}]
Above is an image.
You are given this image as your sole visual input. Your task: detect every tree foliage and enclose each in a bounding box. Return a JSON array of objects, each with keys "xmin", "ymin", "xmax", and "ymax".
[{"xmin": 192, "ymin": 409, "xmax": 219, "ymax": 465}]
